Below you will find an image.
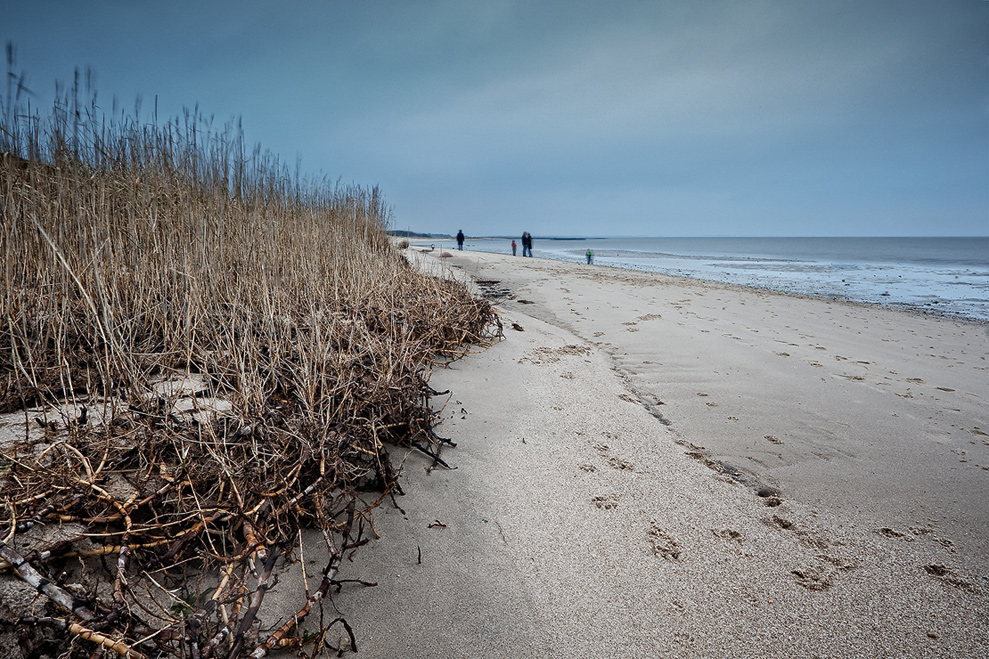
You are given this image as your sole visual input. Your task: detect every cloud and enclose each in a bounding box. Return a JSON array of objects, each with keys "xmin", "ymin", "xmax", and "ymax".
[
  {"xmin": 2, "ymin": 0, "xmax": 986, "ymax": 236},
  {"xmin": 365, "ymin": 1, "xmax": 978, "ymax": 169}
]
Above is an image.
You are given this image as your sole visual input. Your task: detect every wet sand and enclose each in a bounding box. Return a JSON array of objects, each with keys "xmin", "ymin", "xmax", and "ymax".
[{"xmin": 329, "ymin": 249, "xmax": 988, "ymax": 657}]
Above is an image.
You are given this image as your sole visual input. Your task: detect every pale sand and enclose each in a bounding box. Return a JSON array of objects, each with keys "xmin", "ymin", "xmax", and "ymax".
[{"xmin": 327, "ymin": 249, "xmax": 988, "ymax": 657}]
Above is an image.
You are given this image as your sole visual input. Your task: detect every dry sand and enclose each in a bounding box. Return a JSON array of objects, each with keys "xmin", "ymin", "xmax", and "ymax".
[{"xmin": 328, "ymin": 249, "xmax": 988, "ymax": 658}]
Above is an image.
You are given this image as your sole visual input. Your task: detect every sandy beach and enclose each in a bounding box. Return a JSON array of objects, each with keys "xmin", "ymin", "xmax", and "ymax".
[{"xmin": 328, "ymin": 248, "xmax": 988, "ymax": 658}]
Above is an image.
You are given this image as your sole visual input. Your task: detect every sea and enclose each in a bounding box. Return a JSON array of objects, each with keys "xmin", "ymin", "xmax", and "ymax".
[{"xmin": 418, "ymin": 236, "xmax": 989, "ymax": 322}]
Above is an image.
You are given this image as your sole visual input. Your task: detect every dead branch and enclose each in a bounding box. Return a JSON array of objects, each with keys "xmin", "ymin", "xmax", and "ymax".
[
  {"xmin": 0, "ymin": 541, "xmax": 97, "ymax": 621},
  {"xmin": 19, "ymin": 616, "xmax": 148, "ymax": 659}
]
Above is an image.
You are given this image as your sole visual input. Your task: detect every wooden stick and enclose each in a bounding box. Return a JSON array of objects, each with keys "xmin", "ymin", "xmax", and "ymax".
[
  {"xmin": 225, "ymin": 544, "xmax": 281, "ymax": 659},
  {"xmin": 20, "ymin": 616, "xmax": 148, "ymax": 659},
  {"xmin": 0, "ymin": 540, "xmax": 97, "ymax": 621},
  {"xmin": 248, "ymin": 502, "xmax": 355, "ymax": 659}
]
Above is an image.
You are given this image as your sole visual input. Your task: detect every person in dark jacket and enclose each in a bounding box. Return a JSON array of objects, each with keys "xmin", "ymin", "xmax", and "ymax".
[{"xmin": 456, "ymin": 230, "xmax": 465, "ymax": 250}]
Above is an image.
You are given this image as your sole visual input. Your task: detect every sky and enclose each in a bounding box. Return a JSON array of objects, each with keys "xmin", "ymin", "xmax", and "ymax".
[{"xmin": 3, "ymin": 1, "xmax": 987, "ymax": 237}]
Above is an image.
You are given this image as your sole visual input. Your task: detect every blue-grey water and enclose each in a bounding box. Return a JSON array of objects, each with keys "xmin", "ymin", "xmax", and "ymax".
[{"xmin": 422, "ymin": 236, "xmax": 989, "ymax": 321}]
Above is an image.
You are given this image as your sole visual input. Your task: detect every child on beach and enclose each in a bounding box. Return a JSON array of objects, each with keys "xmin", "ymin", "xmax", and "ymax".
[
  {"xmin": 512, "ymin": 240, "xmax": 517, "ymax": 256},
  {"xmin": 586, "ymin": 249, "xmax": 593, "ymax": 264}
]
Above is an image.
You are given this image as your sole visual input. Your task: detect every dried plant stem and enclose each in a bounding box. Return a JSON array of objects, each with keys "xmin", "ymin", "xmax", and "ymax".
[
  {"xmin": 1, "ymin": 59, "xmax": 499, "ymax": 657},
  {"xmin": 20, "ymin": 617, "xmax": 149, "ymax": 659},
  {"xmin": 0, "ymin": 541, "xmax": 97, "ymax": 621}
]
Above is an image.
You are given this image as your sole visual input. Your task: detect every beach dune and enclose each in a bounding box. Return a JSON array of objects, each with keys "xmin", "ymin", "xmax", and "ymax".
[{"xmin": 332, "ymin": 250, "xmax": 988, "ymax": 657}]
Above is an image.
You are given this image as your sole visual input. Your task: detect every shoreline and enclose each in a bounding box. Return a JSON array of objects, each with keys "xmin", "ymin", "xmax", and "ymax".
[
  {"xmin": 414, "ymin": 238, "xmax": 989, "ymax": 323},
  {"xmin": 333, "ymin": 248, "xmax": 988, "ymax": 657}
]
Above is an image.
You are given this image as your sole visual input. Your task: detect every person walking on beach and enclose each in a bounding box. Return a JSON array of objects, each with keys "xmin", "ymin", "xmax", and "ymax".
[
  {"xmin": 511, "ymin": 239, "xmax": 517, "ymax": 256},
  {"xmin": 522, "ymin": 232, "xmax": 533, "ymax": 257},
  {"xmin": 586, "ymin": 249, "xmax": 593, "ymax": 265},
  {"xmin": 456, "ymin": 230, "xmax": 465, "ymax": 251}
]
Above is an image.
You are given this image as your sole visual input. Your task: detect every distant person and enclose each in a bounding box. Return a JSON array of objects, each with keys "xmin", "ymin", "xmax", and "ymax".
[
  {"xmin": 511, "ymin": 239, "xmax": 517, "ymax": 256},
  {"xmin": 456, "ymin": 229, "xmax": 465, "ymax": 251},
  {"xmin": 527, "ymin": 233, "xmax": 534, "ymax": 257},
  {"xmin": 520, "ymin": 232, "xmax": 528, "ymax": 257},
  {"xmin": 586, "ymin": 249, "xmax": 593, "ymax": 264}
]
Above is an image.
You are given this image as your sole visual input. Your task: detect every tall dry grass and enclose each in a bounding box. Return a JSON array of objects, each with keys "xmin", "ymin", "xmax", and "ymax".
[{"xmin": 0, "ymin": 55, "xmax": 497, "ymax": 657}]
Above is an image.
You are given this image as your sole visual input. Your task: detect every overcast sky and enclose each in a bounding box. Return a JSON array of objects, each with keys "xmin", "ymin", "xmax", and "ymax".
[{"xmin": 4, "ymin": 1, "xmax": 987, "ymax": 237}]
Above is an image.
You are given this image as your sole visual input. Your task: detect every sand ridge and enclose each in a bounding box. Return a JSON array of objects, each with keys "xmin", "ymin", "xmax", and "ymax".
[{"xmin": 330, "ymin": 249, "xmax": 988, "ymax": 657}]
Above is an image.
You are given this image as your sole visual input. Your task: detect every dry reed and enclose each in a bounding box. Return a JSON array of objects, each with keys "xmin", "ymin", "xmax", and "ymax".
[{"xmin": 0, "ymin": 55, "xmax": 499, "ymax": 658}]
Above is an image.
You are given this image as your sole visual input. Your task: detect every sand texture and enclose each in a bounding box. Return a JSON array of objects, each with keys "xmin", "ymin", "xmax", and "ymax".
[{"xmin": 329, "ymin": 249, "xmax": 988, "ymax": 658}]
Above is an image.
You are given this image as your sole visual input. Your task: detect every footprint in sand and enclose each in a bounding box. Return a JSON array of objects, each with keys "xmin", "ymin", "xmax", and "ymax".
[
  {"xmin": 877, "ymin": 527, "xmax": 913, "ymax": 541},
  {"xmin": 647, "ymin": 522, "xmax": 682, "ymax": 560},
  {"xmin": 756, "ymin": 486, "xmax": 783, "ymax": 508},
  {"xmin": 792, "ymin": 565, "xmax": 834, "ymax": 591},
  {"xmin": 766, "ymin": 515, "xmax": 830, "ymax": 551},
  {"xmin": 592, "ymin": 494, "xmax": 619, "ymax": 510},
  {"xmin": 906, "ymin": 526, "xmax": 957, "ymax": 552},
  {"xmin": 922, "ymin": 564, "xmax": 972, "ymax": 590},
  {"xmin": 607, "ymin": 456, "xmax": 635, "ymax": 471}
]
